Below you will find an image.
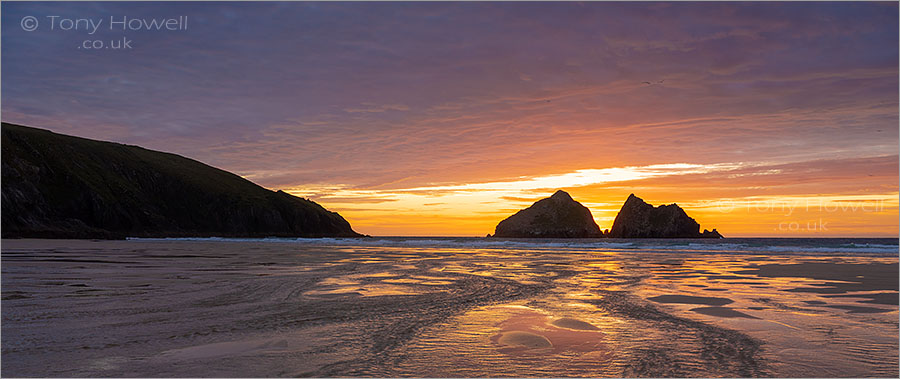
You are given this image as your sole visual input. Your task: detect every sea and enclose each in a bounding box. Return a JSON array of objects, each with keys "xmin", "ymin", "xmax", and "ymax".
[{"xmin": 2, "ymin": 237, "xmax": 897, "ymax": 377}]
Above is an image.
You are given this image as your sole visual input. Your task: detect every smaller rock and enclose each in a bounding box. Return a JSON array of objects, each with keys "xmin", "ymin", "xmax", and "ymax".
[
  {"xmin": 701, "ymin": 229, "xmax": 724, "ymax": 238},
  {"xmin": 608, "ymin": 194, "xmax": 722, "ymax": 238}
]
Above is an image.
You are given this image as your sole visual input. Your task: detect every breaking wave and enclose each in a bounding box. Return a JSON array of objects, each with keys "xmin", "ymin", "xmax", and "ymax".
[{"xmin": 128, "ymin": 236, "xmax": 899, "ymax": 256}]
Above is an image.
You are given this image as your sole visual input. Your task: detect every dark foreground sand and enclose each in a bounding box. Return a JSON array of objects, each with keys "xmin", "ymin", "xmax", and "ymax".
[{"xmin": 1, "ymin": 239, "xmax": 897, "ymax": 377}]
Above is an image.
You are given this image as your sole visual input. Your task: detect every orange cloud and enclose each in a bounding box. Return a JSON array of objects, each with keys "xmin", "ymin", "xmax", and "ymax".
[{"xmin": 285, "ymin": 156, "xmax": 898, "ymax": 237}]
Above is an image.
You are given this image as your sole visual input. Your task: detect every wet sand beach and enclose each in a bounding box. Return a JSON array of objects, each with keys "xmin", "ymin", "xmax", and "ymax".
[{"xmin": 1, "ymin": 238, "xmax": 897, "ymax": 377}]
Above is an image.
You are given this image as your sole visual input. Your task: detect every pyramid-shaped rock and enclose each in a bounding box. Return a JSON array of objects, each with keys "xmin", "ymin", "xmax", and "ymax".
[{"xmin": 492, "ymin": 190, "xmax": 602, "ymax": 238}]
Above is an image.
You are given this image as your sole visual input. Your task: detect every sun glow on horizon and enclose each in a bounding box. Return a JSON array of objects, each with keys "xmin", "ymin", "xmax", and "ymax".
[
  {"xmin": 279, "ymin": 161, "xmax": 899, "ymax": 237},
  {"xmin": 285, "ymin": 162, "xmax": 746, "ymax": 199}
]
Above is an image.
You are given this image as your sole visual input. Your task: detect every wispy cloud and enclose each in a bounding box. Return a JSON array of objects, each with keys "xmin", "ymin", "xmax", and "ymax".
[
  {"xmin": 344, "ymin": 103, "xmax": 410, "ymax": 113},
  {"xmin": 2, "ymin": 2, "xmax": 896, "ymax": 236}
]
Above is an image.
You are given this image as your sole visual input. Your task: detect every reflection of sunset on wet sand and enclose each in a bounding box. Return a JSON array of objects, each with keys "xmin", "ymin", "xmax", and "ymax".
[{"xmin": 3, "ymin": 239, "xmax": 896, "ymax": 377}]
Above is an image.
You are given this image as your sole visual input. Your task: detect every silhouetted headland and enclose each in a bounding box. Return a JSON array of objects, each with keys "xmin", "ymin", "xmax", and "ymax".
[{"xmin": 1, "ymin": 123, "xmax": 362, "ymax": 239}]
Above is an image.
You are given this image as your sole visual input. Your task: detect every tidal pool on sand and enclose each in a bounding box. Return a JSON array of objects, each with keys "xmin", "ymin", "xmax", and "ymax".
[{"xmin": 1, "ymin": 238, "xmax": 897, "ymax": 377}]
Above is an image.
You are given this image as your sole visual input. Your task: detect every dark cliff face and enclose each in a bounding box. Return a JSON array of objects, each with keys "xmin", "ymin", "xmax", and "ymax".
[
  {"xmin": 608, "ymin": 194, "xmax": 722, "ymax": 238},
  {"xmin": 492, "ymin": 190, "xmax": 602, "ymax": 238},
  {"xmin": 1, "ymin": 123, "xmax": 362, "ymax": 239}
]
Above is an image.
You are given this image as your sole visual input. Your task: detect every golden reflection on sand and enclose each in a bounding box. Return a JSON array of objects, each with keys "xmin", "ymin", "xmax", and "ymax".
[{"xmin": 489, "ymin": 306, "xmax": 611, "ymax": 357}]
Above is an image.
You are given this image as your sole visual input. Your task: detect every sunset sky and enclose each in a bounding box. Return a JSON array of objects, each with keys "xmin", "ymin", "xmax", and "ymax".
[{"xmin": 2, "ymin": 2, "xmax": 898, "ymax": 237}]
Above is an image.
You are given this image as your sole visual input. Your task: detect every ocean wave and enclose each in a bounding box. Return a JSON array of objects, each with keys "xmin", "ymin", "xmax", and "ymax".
[
  {"xmin": 127, "ymin": 236, "xmax": 899, "ymax": 256},
  {"xmin": 759, "ymin": 245, "xmax": 899, "ymax": 254}
]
